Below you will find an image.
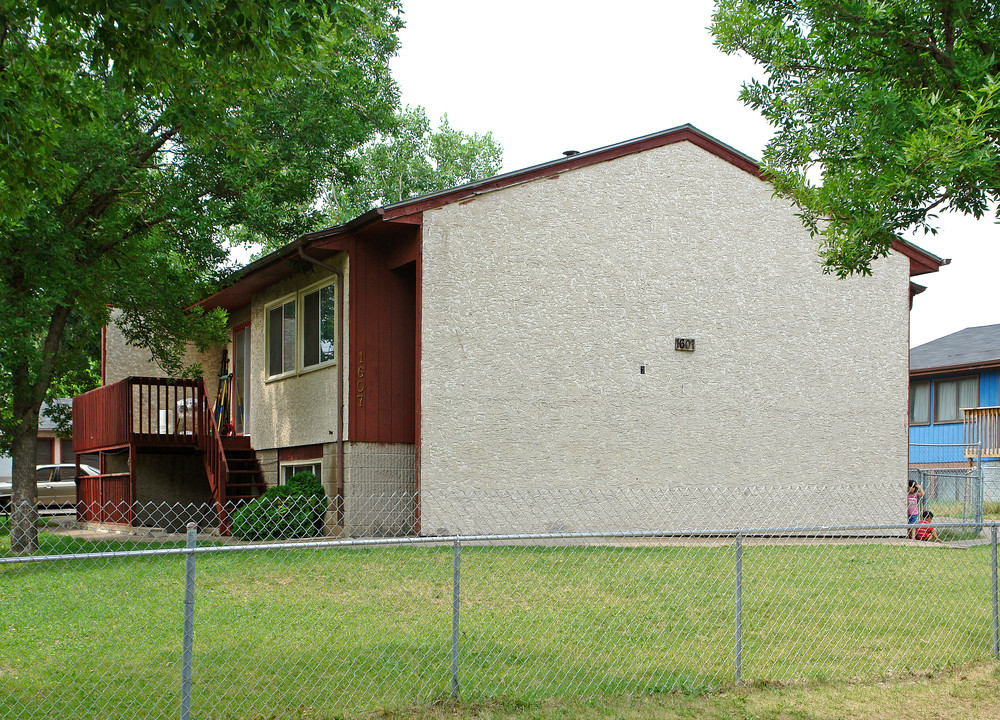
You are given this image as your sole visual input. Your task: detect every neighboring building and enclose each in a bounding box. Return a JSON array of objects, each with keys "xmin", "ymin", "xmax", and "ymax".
[
  {"xmin": 76, "ymin": 125, "xmax": 944, "ymax": 535},
  {"xmin": 909, "ymin": 324, "xmax": 1000, "ymax": 470},
  {"xmin": 0, "ymin": 400, "xmax": 87, "ymax": 484}
]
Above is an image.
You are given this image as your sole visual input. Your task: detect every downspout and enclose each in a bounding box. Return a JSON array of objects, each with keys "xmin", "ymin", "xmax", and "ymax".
[{"xmin": 297, "ymin": 247, "xmax": 345, "ymax": 524}]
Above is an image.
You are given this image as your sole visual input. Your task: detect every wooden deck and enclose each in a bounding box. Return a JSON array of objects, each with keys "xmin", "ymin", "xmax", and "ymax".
[
  {"xmin": 964, "ymin": 406, "xmax": 1000, "ymax": 459},
  {"xmin": 73, "ymin": 377, "xmax": 266, "ymax": 531}
]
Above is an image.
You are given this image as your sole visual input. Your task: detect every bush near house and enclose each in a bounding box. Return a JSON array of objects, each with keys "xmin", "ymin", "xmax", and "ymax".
[{"xmin": 231, "ymin": 471, "xmax": 325, "ymax": 541}]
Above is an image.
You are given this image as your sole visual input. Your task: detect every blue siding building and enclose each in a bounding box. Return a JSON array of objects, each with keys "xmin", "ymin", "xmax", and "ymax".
[{"xmin": 909, "ymin": 325, "xmax": 1000, "ymax": 465}]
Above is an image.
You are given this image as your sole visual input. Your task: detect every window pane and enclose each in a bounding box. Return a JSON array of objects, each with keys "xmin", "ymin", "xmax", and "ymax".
[
  {"xmin": 268, "ymin": 306, "xmax": 283, "ymax": 377},
  {"xmin": 934, "ymin": 380, "xmax": 959, "ymax": 423},
  {"xmin": 303, "ymin": 290, "xmax": 319, "ymax": 367},
  {"xmin": 909, "ymin": 382, "xmax": 929, "ymax": 424},
  {"xmin": 282, "ymin": 462, "xmax": 322, "ymax": 485},
  {"xmin": 320, "ymin": 284, "xmax": 336, "ymax": 363},
  {"xmin": 958, "ymin": 377, "xmax": 978, "ymax": 412},
  {"xmin": 282, "ymin": 301, "xmax": 295, "ymax": 373},
  {"xmin": 303, "ymin": 284, "xmax": 335, "ymax": 368}
]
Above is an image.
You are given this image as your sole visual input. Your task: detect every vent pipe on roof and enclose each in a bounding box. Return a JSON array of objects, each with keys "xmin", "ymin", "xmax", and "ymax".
[{"xmin": 563, "ymin": 150, "xmax": 580, "ymax": 157}]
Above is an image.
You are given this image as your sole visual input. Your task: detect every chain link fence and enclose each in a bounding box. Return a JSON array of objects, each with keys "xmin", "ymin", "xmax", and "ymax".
[
  {"xmin": 3, "ymin": 488, "xmax": 1000, "ymax": 719},
  {"xmin": 909, "ymin": 442, "xmax": 986, "ymax": 525}
]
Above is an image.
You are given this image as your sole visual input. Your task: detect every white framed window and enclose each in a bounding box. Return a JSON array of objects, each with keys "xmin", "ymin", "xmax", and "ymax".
[
  {"xmin": 264, "ymin": 278, "xmax": 337, "ymax": 380},
  {"xmin": 301, "ymin": 281, "xmax": 337, "ymax": 370},
  {"xmin": 266, "ymin": 295, "xmax": 296, "ymax": 379},
  {"xmin": 933, "ymin": 375, "xmax": 978, "ymax": 424},
  {"xmin": 280, "ymin": 461, "xmax": 322, "ymax": 486},
  {"xmin": 909, "ymin": 381, "xmax": 930, "ymax": 425}
]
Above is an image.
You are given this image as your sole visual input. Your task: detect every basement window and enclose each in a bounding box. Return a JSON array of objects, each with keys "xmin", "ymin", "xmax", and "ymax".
[{"xmin": 280, "ymin": 461, "xmax": 322, "ymax": 486}]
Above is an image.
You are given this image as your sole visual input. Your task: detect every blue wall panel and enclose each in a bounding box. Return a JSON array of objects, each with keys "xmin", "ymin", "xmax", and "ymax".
[
  {"xmin": 979, "ymin": 369, "xmax": 999, "ymax": 407},
  {"xmin": 908, "ymin": 369, "xmax": 998, "ymax": 463}
]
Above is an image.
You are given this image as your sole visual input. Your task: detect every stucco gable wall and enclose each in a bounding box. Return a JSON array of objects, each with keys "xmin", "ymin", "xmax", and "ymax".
[{"xmin": 418, "ymin": 140, "xmax": 910, "ymax": 533}]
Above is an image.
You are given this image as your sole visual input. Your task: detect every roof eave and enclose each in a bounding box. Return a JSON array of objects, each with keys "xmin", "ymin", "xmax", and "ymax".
[{"xmin": 910, "ymin": 360, "xmax": 1000, "ymax": 378}]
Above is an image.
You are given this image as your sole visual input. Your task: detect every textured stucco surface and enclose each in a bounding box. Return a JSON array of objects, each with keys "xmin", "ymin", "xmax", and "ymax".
[
  {"xmin": 246, "ymin": 260, "xmax": 349, "ymax": 451},
  {"xmin": 104, "ymin": 311, "xmax": 222, "ymax": 406},
  {"xmin": 418, "ymin": 140, "xmax": 911, "ymax": 534}
]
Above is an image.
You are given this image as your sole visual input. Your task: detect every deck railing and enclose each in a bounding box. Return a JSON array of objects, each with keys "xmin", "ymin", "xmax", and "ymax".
[
  {"xmin": 964, "ymin": 406, "xmax": 1000, "ymax": 459},
  {"xmin": 73, "ymin": 377, "xmax": 205, "ymax": 453}
]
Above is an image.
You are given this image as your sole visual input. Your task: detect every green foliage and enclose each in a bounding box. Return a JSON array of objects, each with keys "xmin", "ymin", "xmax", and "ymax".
[
  {"xmin": 231, "ymin": 472, "xmax": 326, "ymax": 541},
  {"xmin": 0, "ymin": 0, "xmax": 401, "ymax": 546},
  {"xmin": 711, "ymin": 0, "xmax": 1000, "ymax": 276},
  {"xmin": 322, "ymin": 105, "xmax": 504, "ymax": 226},
  {"xmin": 285, "ymin": 470, "xmax": 325, "ymax": 499}
]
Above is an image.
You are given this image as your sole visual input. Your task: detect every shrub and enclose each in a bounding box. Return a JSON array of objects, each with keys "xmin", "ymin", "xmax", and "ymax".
[{"xmin": 231, "ymin": 472, "xmax": 327, "ymax": 541}]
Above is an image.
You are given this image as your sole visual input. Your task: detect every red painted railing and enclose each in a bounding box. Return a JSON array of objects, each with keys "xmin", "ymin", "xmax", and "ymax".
[
  {"xmin": 73, "ymin": 377, "xmax": 205, "ymax": 452},
  {"xmin": 73, "ymin": 376, "xmax": 234, "ymax": 529},
  {"xmin": 77, "ymin": 474, "xmax": 134, "ymax": 524},
  {"xmin": 198, "ymin": 380, "xmax": 229, "ymax": 502}
]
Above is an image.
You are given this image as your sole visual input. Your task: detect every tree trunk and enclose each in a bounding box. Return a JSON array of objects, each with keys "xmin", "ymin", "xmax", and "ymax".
[
  {"xmin": 8, "ymin": 304, "xmax": 71, "ymax": 553},
  {"xmin": 9, "ymin": 406, "xmax": 40, "ymax": 553}
]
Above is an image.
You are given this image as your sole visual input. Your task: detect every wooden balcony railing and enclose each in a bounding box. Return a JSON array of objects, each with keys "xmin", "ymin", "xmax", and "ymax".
[
  {"xmin": 964, "ymin": 406, "xmax": 1000, "ymax": 459},
  {"xmin": 74, "ymin": 376, "xmax": 232, "ymax": 517},
  {"xmin": 73, "ymin": 377, "xmax": 206, "ymax": 453}
]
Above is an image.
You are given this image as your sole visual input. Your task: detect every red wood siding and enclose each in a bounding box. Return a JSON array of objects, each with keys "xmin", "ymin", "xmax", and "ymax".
[
  {"xmin": 278, "ymin": 445, "xmax": 324, "ymax": 462},
  {"xmin": 348, "ymin": 236, "xmax": 417, "ymax": 443}
]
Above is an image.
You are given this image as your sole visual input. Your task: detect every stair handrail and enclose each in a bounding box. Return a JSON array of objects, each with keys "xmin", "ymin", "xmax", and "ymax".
[{"xmin": 198, "ymin": 379, "xmax": 230, "ymax": 501}]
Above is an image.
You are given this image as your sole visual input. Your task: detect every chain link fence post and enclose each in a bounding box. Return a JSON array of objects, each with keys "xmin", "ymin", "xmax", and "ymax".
[
  {"xmin": 451, "ymin": 539, "xmax": 461, "ymax": 698},
  {"xmin": 734, "ymin": 534, "xmax": 743, "ymax": 684},
  {"xmin": 992, "ymin": 525, "xmax": 998, "ymax": 660},
  {"xmin": 180, "ymin": 522, "xmax": 198, "ymax": 720}
]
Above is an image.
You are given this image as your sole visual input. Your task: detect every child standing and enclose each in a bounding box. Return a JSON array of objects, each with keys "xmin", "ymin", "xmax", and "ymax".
[{"xmin": 907, "ymin": 481, "xmax": 924, "ymax": 539}]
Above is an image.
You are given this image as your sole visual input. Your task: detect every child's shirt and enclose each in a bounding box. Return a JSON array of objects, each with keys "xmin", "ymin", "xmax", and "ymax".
[
  {"xmin": 915, "ymin": 520, "xmax": 934, "ymax": 541},
  {"xmin": 907, "ymin": 493, "xmax": 919, "ymax": 516}
]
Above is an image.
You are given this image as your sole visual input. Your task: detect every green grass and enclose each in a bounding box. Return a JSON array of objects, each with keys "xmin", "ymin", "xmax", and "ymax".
[{"xmin": 2, "ymin": 528, "xmax": 999, "ymax": 720}]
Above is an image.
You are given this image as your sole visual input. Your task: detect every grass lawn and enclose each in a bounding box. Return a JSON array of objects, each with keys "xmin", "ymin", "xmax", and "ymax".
[{"xmin": 2, "ymin": 520, "xmax": 998, "ymax": 719}]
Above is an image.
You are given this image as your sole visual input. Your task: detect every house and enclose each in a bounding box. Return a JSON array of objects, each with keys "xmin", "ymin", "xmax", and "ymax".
[
  {"xmin": 909, "ymin": 324, "xmax": 1000, "ymax": 499},
  {"xmin": 75, "ymin": 124, "xmax": 944, "ymax": 535},
  {"xmin": 0, "ymin": 400, "xmax": 94, "ymax": 484}
]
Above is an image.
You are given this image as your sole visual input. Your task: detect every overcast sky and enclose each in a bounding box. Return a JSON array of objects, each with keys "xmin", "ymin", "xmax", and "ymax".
[{"xmin": 390, "ymin": 0, "xmax": 998, "ymax": 348}]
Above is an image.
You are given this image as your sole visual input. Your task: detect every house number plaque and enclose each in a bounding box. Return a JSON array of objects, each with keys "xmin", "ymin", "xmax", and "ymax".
[
  {"xmin": 356, "ymin": 350, "xmax": 366, "ymax": 407},
  {"xmin": 675, "ymin": 338, "xmax": 695, "ymax": 352}
]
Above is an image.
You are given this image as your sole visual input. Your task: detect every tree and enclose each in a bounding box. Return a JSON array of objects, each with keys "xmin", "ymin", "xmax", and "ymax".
[
  {"xmin": 712, "ymin": 0, "xmax": 1000, "ymax": 276},
  {"xmin": 322, "ymin": 105, "xmax": 503, "ymax": 225},
  {"xmin": 0, "ymin": 0, "xmax": 402, "ymax": 552}
]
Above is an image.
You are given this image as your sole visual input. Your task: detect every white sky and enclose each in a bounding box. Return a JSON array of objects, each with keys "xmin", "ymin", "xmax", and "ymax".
[{"xmin": 390, "ymin": 0, "xmax": 999, "ymax": 348}]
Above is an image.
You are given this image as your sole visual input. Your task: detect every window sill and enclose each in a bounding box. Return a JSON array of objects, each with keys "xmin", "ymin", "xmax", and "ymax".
[{"xmin": 264, "ymin": 362, "xmax": 338, "ymax": 385}]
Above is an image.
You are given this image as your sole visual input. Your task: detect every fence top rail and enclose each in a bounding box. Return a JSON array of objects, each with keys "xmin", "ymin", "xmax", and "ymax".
[
  {"xmin": 910, "ymin": 443, "xmax": 983, "ymax": 447},
  {"xmin": 3, "ymin": 521, "xmax": 998, "ymax": 567}
]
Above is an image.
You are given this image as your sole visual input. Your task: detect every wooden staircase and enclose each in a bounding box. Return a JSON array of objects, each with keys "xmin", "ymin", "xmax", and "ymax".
[{"xmin": 218, "ymin": 436, "xmax": 268, "ymax": 506}]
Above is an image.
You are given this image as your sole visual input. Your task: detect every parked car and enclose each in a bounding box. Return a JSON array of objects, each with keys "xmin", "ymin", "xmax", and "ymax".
[{"xmin": 0, "ymin": 463, "xmax": 100, "ymax": 513}]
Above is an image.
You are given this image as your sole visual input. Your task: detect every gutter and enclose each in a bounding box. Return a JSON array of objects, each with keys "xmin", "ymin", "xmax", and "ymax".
[{"xmin": 910, "ymin": 360, "xmax": 1000, "ymax": 379}]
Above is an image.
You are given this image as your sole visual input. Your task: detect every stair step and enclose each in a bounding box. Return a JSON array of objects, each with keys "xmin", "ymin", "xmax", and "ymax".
[{"xmin": 220, "ymin": 436, "xmax": 252, "ymax": 450}]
